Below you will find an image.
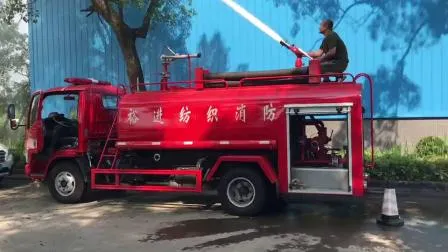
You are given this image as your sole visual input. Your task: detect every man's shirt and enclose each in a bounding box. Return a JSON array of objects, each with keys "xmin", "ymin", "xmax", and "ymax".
[{"xmin": 319, "ymin": 31, "xmax": 349, "ymax": 63}]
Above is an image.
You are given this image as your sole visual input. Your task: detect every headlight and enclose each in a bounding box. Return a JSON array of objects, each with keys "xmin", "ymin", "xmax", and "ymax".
[{"xmin": 26, "ymin": 138, "xmax": 37, "ymax": 150}]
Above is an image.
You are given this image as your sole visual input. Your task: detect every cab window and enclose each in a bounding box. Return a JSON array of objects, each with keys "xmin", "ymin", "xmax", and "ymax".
[
  {"xmin": 28, "ymin": 93, "xmax": 41, "ymax": 128},
  {"xmin": 41, "ymin": 94, "xmax": 79, "ymax": 120},
  {"xmin": 102, "ymin": 95, "xmax": 119, "ymax": 110}
]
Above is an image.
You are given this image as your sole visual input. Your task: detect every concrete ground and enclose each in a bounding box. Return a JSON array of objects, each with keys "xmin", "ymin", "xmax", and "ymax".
[{"xmin": 1, "ymin": 178, "xmax": 447, "ymax": 252}]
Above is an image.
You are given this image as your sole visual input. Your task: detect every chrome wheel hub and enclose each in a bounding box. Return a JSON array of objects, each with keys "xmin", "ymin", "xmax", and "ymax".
[
  {"xmin": 226, "ymin": 177, "xmax": 256, "ymax": 208},
  {"xmin": 55, "ymin": 171, "xmax": 76, "ymax": 197}
]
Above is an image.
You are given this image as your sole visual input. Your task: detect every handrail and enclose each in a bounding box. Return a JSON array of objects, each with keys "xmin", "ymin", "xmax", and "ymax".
[
  {"xmin": 128, "ymin": 72, "xmax": 359, "ymax": 92},
  {"xmin": 239, "ymin": 72, "xmax": 356, "ymax": 86},
  {"xmin": 354, "ymin": 73, "xmax": 375, "ymax": 169},
  {"xmin": 129, "ymin": 79, "xmax": 229, "ymax": 92}
]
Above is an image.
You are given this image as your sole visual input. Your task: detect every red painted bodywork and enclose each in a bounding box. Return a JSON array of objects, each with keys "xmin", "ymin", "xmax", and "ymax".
[
  {"xmin": 22, "ymin": 62, "xmax": 373, "ymax": 198},
  {"xmin": 117, "ymin": 84, "xmax": 362, "ymax": 142},
  {"xmin": 205, "ymin": 155, "xmax": 278, "ymax": 183},
  {"xmin": 24, "ymin": 82, "xmax": 124, "ymax": 180},
  {"xmin": 117, "ymin": 77, "xmax": 366, "ymax": 195}
]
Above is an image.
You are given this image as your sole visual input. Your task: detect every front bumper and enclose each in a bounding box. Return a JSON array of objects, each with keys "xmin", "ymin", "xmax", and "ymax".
[
  {"xmin": 0, "ymin": 162, "xmax": 13, "ymax": 177},
  {"xmin": 0, "ymin": 155, "xmax": 13, "ymax": 175}
]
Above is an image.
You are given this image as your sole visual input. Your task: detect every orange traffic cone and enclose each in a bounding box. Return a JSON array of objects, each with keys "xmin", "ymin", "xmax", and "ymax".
[{"xmin": 377, "ymin": 188, "xmax": 404, "ymax": 227}]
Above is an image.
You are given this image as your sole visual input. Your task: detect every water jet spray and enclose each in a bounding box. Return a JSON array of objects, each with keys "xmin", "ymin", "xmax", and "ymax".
[{"xmin": 220, "ymin": 0, "xmax": 313, "ymax": 66}]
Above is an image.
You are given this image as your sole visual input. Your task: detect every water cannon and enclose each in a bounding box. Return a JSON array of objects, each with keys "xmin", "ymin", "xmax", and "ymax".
[
  {"xmin": 280, "ymin": 41, "xmax": 302, "ymax": 57},
  {"xmin": 160, "ymin": 46, "xmax": 201, "ymax": 91},
  {"xmin": 161, "ymin": 46, "xmax": 201, "ymax": 64},
  {"xmin": 160, "ymin": 53, "xmax": 201, "ymax": 63},
  {"xmin": 280, "ymin": 40, "xmax": 312, "ymax": 68}
]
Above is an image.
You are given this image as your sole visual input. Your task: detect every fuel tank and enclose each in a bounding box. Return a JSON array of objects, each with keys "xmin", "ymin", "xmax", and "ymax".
[{"xmin": 117, "ymin": 83, "xmax": 362, "ymax": 145}]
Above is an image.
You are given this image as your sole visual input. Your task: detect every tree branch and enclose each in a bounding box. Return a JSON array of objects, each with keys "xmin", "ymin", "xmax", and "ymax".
[
  {"xmin": 118, "ymin": 1, "xmax": 124, "ymax": 20},
  {"xmin": 81, "ymin": 5, "xmax": 95, "ymax": 17},
  {"xmin": 308, "ymin": 0, "xmax": 370, "ymax": 51},
  {"xmin": 134, "ymin": 0, "xmax": 160, "ymax": 38},
  {"xmin": 83, "ymin": 0, "xmax": 130, "ymax": 34},
  {"xmin": 393, "ymin": 20, "xmax": 427, "ymax": 117},
  {"xmin": 398, "ymin": 20, "xmax": 427, "ymax": 65},
  {"xmin": 81, "ymin": 5, "xmax": 106, "ymax": 27},
  {"xmin": 334, "ymin": 0, "xmax": 369, "ymax": 29},
  {"xmin": 354, "ymin": 8, "xmax": 376, "ymax": 28}
]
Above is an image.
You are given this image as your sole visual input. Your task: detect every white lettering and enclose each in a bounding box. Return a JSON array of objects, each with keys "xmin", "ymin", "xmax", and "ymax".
[
  {"xmin": 235, "ymin": 104, "xmax": 246, "ymax": 122},
  {"xmin": 179, "ymin": 106, "xmax": 191, "ymax": 123},
  {"xmin": 207, "ymin": 105, "xmax": 219, "ymax": 122},
  {"xmin": 127, "ymin": 108, "xmax": 139, "ymax": 126},
  {"xmin": 263, "ymin": 103, "xmax": 276, "ymax": 122},
  {"xmin": 153, "ymin": 107, "xmax": 163, "ymax": 124}
]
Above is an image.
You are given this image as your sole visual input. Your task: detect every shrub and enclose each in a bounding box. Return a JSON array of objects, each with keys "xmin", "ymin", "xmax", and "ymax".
[
  {"xmin": 11, "ymin": 139, "xmax": 26, "ymax": 169},
  {"xmin": 415, "ymin": 136, "xmax": 448, "ymax": 158},
  {"xmin": 365, "ymin": 144, "xmax": 448, "ymax": 182}
]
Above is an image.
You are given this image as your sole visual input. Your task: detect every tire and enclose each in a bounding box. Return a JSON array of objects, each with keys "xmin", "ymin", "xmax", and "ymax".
[
  {"xmin": 218, "ymin": 168, "xmax": 267, "ymax": 216},
  {"xmin": 48, "ymin": 161, "xmax": 86, "ymax": 204}
]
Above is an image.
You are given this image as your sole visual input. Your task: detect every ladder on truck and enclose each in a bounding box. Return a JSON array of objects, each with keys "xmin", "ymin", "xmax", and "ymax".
[{"xmin": 90, "ymin": 111, "xmax": 203, "ymax": 192}]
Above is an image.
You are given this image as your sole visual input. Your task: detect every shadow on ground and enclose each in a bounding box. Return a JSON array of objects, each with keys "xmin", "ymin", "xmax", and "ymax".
[{"xmin": 1, "ymin": 180, "xmax": 447, "ymax": 252}]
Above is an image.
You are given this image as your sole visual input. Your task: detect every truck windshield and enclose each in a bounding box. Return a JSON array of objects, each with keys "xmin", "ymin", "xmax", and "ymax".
[{"xmin": 41, "ymin": 94, "xmax": 79, "ymax": 120}]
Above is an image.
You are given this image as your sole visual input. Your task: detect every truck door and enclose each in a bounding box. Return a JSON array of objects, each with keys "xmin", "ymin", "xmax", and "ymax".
[{"xmin": 25, "ymin": 92, "xmax": 44, "ymax": 176}]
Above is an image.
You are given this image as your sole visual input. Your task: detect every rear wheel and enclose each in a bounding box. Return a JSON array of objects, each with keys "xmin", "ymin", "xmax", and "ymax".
[
  {"xmin": 48, "ymin": 161, "xmax": 86, "ymax": 203},
  {"xmin": 218, "ymin": 168, "xmax": 267, "ymax": 216}
]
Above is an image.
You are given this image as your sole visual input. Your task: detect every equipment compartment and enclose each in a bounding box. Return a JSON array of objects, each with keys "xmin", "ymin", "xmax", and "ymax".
[{"xmin": 286, "ymin": 104, "xmax": 352, "ymax": 194}]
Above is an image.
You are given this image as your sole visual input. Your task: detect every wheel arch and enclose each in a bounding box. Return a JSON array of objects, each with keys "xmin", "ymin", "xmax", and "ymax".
[
  {"xmin": 45, "ymin": 156, "xmax": 90, "ymax": 183},
  {"xmin": 205, "ymin": 155, "xmax": 277, "ymax": 184}
]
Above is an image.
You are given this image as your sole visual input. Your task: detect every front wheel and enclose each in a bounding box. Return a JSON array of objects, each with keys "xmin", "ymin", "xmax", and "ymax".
[
  {"xmin": 218, "ymin": 168, "xmax": 267, "ymax": 216},
  {"xmin": 48, "ymin": 161, "xmax": 86, "ymax": 203}
]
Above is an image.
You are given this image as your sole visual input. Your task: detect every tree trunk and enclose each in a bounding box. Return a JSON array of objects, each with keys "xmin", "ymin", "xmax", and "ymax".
[{"xmin": 116, "ymin": 31, "xmax": 146, "ymax": 91}]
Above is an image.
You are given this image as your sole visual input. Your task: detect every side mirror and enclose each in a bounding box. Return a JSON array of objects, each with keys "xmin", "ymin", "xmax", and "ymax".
[
  {"xmin": 7, "ymin": 104, "xmax": 23, "ymax": 130},
  {"xmin": 7, "ymin": 104, "xmax": 16, "ymax": 119},
  {"xmin": 10, "ymin": 119, "xmax": 19, "ymax": 130}
]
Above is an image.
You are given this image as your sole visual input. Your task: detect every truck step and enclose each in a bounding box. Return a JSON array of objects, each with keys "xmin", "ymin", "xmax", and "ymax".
[
  {"xmin": 91, "ymin": 184, "xmax": 200, "ymax": 192},
  {"xmin": 91, "ymin": 168, "xmax": 203, "ymax": 192}
]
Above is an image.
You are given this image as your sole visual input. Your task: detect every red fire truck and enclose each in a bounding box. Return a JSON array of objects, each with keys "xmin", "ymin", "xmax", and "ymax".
[{"xmin": 7, "ymin": 49, "xmax": 374, "ymax": 216}]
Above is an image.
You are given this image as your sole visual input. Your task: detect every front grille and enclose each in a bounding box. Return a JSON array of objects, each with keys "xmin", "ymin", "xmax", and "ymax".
[{"xmin": 0, "ymin": 150, "xmax": 5, "ymax": 163}]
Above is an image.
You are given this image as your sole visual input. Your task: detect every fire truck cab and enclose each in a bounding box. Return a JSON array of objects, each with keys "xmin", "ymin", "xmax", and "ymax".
[
  {"xmin": 7, "ymin": 58, "xmax": 373, "ymax": 216},
  {"xmin": 7, "ymin": 79, "xmax": 124, "ymax": 198}
]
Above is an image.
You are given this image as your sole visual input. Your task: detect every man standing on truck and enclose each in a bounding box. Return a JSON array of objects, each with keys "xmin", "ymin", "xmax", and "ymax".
[{"xmin": 307, "ymin": 19, "xmax": 349, "ymax": 75}]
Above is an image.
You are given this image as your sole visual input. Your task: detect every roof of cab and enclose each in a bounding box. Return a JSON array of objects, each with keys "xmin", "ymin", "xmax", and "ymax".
[{"xmin": 40, "ymin": 78, "xmax": 124, "ymax": 94}]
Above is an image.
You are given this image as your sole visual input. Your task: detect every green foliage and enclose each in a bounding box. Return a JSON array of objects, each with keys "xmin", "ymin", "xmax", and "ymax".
[
  {"xmin": 112, "ymin": 0, "xmax": 147, "ymax": 8},
  {"xmin": 0, "ymin": 0, "xmax": 39, "ymax": 24},
  {"xmin": 0, "ymin": 21, "xmax": 29, "ymax": 160},
  {"xmin": 365, "ymin": 144, "xmax": 448, "ymax": 182},
  {"xmin": 1, "ymin": 0, "xmax": 196, "ymax": 28},
  {"xmin": 10, "ymin": 137, "xmax": 25, "ymax": 165},
  {"xmin": 415, "ymin": 136, "xmax": 448, "ymax": 158},
  {"xmin": 152, "ymin": 0, "xmax": 196, "ymax": 27}
]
